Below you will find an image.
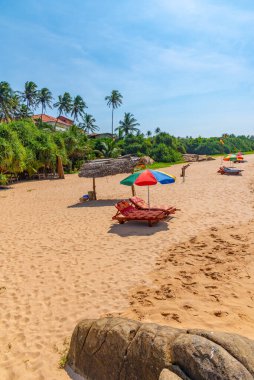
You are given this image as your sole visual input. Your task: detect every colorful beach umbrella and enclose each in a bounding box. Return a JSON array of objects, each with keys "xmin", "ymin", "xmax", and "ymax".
[
  {"xmin": 236, "ymin": 152, "xmax": 244, "ymax": 160},
  {"xmin": 223, "ymin": 154, "xmax": 237, "ymax": 162},
  {"xmin": 120, "ymin": 169, "xmax": 175, "ymax": 207}
]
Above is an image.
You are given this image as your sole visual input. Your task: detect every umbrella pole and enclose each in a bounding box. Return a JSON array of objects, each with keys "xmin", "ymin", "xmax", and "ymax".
[
  {"xmin": 148, "ymin": 186, "xmax": 150, "ymax": 209},
  {"xmin": 93, "ymin": 177, "xmax": 97, "ymax": 200}
]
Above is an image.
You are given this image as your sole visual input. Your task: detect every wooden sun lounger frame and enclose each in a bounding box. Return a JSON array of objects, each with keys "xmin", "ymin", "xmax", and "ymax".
[
  {"xmin": 112, "ymin": 201, "xmax": 168, "ymax": 227},
  {"xmin": 129, "ymin": 196, "xmax": 179, "ymax": 214}
]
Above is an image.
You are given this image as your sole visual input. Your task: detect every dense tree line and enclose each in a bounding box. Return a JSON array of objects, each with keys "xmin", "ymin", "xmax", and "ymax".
[
  {"xmin": 1, "ymin": 118, "xmax": 254, "ymax": 185},
  {"xmin": 180, "ymin": 134, "xmax": 254, "ymax": 155},
  {"xmin": 0, "ymin": 120, "xmax": 92, "ymax": 184},
  {"xmin": 1, "ymin": 81, "xmax": 254, "ymax": 185}
]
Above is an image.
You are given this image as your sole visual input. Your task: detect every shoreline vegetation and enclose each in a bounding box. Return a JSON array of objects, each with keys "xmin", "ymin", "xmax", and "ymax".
[
  {"xmin": 1, "ymin": 118, "xmax": 254, "ymax": 185},
  {"xmin": 1, "ymin": 81, "xmax": 254, "ymax": 185}
]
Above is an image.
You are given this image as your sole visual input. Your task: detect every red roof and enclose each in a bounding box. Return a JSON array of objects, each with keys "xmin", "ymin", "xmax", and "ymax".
[
  {"xmin": 58, "ymin": 116, "xmax": 73, "ymax": 125},
  {"xmin": 32, "ymin": 114, "xmax": 73, "ymax": 127}
]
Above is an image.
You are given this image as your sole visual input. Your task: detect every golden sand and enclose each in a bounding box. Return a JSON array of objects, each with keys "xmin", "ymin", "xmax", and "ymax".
[{"xmin": 0, "ymin": 156, "xmax": 253, "ymax": 379}]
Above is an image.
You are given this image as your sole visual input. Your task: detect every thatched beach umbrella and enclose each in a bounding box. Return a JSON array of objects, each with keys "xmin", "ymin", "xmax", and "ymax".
[{"xmin": 79, "ymin": 155, "xmax": 140, "ymax": 199}]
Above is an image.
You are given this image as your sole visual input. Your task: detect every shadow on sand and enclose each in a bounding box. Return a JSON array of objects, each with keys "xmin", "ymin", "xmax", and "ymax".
[
  {"xmin": 68, "ymin": 199, "xmax": 122, "ymax": 208},
  {"xmin": 108, "ymin": 220, "xmax": 170, "ymax": 237},
  {"xmin": 0, "ymin": 186, "xmax": 12, "ymax": 190}
]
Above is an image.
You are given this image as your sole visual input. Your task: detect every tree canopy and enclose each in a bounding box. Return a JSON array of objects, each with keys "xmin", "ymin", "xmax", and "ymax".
[{"xmin": 1, "ymin": 80, "xmax": 254, "ymax": 186}]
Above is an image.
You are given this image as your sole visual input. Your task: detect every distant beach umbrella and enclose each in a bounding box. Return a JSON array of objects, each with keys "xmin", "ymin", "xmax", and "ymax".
[
  {"xmin": 120, "ymin": 169, "xmax": 175, "ymax": 207},
  {"xmin": 223, "ymin": 154, "xmax": 237, "ymax": 162},
  {"xmin": 236, "ymin": 152, "xmax": 244, "ymax": 160}
]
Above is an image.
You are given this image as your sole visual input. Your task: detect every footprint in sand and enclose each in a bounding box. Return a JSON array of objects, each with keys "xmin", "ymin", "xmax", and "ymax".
[
  {"xmin": 214, "ymin": 311, "xmax": 229, "ymax": 317},
  {"xmin": 210, "ymin": 294, "xmax": 220, "ymax": 302},
  {"xmin": 161, "ymin": 312, "xmax": 182, "ymax": 323},
  {"xmin": 238, "ymin": 313, "xmax": 254, "ymax": 322},
  {"xmin": 183, "ymin": 304, "xmax": 193, "ymax": 310},
  {"xmin": 230, "ymin": 234, "xmax": 243, "ymax": 241},
  {"xmin": 160, "ymin": 285, "xmax": 176, "ymax": 299},
  {"xmin": 205, "ymin": 285, "xmax": 217, "ymax": 289},
  {"xmin": 0, "ymin": 286, "xmax": 6, "ymax": 294}
]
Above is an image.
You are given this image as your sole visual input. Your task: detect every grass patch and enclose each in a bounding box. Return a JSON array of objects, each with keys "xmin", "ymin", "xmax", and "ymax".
[
  {"xmin": 147, "ymin": 160, "xmax": 184, "ymax": 170},
  {"xmin": 59, "ymin": 352, "xmax": 68, "ymax": 369},
  {"xmin": 211, "ymin": 151, "xmax": 254, "ymax": 157},
  {"xmin": 52, "ymin": 337, "xmax": 70, "ymax": 369},
  {"xmin": 243, "ymin": 151, "xmax": 254, "ymax": 155}
]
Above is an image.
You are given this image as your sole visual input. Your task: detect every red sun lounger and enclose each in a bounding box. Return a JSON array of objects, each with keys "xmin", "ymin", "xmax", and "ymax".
[
  {"xmin": 217, "ymin": 166, "xmax": 243, "ymax": 175},
  {"xmin": 112, "ymin": 200, "xmax": 167, "ymax": 227},
  {"xmin": 129, "ymin": 196, "xmax": 178, "ymax": 214}
]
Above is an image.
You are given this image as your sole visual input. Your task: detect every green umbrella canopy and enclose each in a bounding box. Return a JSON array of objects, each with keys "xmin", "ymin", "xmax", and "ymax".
[{"xmin": 120, "ymin": 171, "xmax": 143, "ymax": 186}]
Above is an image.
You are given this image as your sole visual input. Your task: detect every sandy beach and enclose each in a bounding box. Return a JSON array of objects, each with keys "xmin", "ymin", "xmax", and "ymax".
[{"xmin": 0, "ymin": 156, "xmax": 254, "ymax": 380}]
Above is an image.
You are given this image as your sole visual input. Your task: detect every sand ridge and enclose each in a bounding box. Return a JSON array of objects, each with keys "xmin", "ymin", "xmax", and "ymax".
[
  {"xmin": 0, "ymin": 156, "xmax": 254, "ymax": 379},
  {"xmin": 121, "ymin": 219, "xmax": 254, "ymax": 338}
]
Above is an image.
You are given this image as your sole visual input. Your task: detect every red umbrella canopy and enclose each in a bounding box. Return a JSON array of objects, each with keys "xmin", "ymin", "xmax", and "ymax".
[{"xmin": 135, "ymin": 170, "xmax": 158, "ymax": 186}]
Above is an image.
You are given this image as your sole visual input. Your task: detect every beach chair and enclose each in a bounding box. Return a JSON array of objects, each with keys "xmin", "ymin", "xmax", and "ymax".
[
  {"xmin": 129, "ymin": 196, "xmax": 178, "ymax": 215},
  {"xmin": 112, "ymin": 200, "xmax": 167, "ymax": 227},
  {"xmin": 217, "ymin": 166, "xmax": 243, "ymax": 175}
]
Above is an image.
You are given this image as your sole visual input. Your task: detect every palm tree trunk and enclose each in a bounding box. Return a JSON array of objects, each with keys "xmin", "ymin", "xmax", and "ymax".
[{"xmin": 111, "ymin": 107, "xmax": 114, "ymax": 138}]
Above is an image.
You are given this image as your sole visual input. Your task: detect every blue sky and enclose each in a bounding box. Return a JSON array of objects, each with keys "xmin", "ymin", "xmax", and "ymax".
[{"xmin": 1, "ymin": 0, "xmax": 254, "ymax": 136}]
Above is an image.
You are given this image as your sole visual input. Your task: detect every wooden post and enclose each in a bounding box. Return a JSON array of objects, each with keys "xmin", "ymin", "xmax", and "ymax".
[
  {"xmin": 93, "ymin": 177, "xmax": 97, "ymax": 200},
  {"xmin": 57, "ymin": 156, "xmax": 65, "ymax": 179},
  {"xmin": 180, "ymin": 164, "xmax": 190, "ymax": 182}
]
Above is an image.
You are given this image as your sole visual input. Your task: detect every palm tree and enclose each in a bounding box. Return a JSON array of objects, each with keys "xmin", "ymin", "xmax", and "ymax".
[
  {"xmin": 71, "ymin": 95, "xmax": 87, "ymax": 123},
  {"xmin": 79, "ymin": 113, "xmax": 99, "ymax": 134},
  {"xmin": 116, "ymin": 112, "xmax": 140, "ymax": 137},
  {"xmin": 147, "ymin": 130, "xmax": 152, "ymax": 137},
  {"xmin": 53, "ymin": 92, "xmax": 73, "ymax": 127},
  {"xmin": 9, "ymin": 94, "xmax": 21, "ymax": 119},
  {"xmin": 105, "ymin": 90, "xmax": 123, "ymax": 136},
  {"xmin": 155, "ymin": 127, "xmax": 161, "ymax": 134},
  {"xmin": 36, "ymin": 88, "xmax": 53, "ymax": 116},
  {"xmin": 0, "ymin": 81, "xmax": 13, "ymax": 121},
  {"xmin": 18, "ymin": 104, "xmax": 33, "ymax": 119},
  {"xmin": 100, "ymin": 140, "xmax": 121, "ymax": 158},
  {"xmin": 21, "ymin": 81, "xmax": 38, "ymax": 110},
  {"xmin": 54, "ymin": 92, "xmax": 72, "ymax": 117}
]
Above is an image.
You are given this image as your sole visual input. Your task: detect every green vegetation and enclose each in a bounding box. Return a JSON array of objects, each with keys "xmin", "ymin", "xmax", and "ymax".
[
  {"xmin": 0, "ymin": 120, "xmax": 90, "ymax": 184},
  {"xmin": 0, "ymin": 80, "xmax": 254, "ymax": 186},
  {"xmin": 147, "ymin": 161, "xmax": 184, "ymax": 170},
  {"xmin": 58, "ymin": 353, "xmax": 68, "ymax": 369},
  {"xmin": 180, "ymin": 135, "xmax": 254, "ymax": 155}
]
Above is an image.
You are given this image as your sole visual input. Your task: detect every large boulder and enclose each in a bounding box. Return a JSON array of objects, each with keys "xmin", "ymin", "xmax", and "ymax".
[
  {"xmin": 183, "ymin": 154, "xmax": 215, "ymax": 162},
  {"xmin": 67, "ymin": 317, "xmax": 254, "ymax": 380},
  {"xmin": 139, "ymin": 156, "xmax": 155, "ymax": 165},
  {"xmin": 172, "ymin": 333, "xmax": 253, "ymax": 380},
  {"xmin": 67, "ymin": 317, "xmax": 183, "ymax": 380},
  {"xmin": 188, "ymin": 329, "xmax": 254, "ymax": 377}
]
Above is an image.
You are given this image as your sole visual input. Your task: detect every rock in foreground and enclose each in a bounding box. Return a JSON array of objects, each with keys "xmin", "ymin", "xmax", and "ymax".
[{"xmin": 67, "ymin": 317, "xmax": 254, "ymax": 380}]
